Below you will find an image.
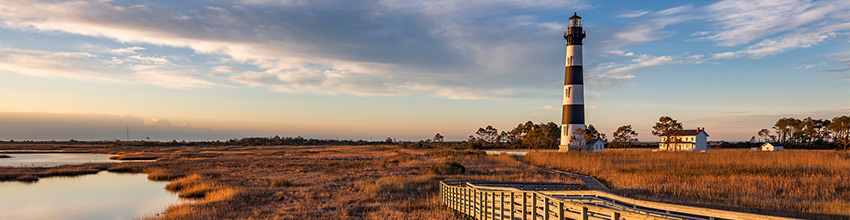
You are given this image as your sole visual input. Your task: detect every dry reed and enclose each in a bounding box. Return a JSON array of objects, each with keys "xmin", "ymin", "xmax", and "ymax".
[{"xmin": 525, "ymin": 150, "xmax": 850, "ymax": 219}]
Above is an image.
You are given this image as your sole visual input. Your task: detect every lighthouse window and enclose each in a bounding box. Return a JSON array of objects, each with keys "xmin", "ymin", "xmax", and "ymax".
[{"xmin": 566, "ymin": 87, "xmax": 571, "ymax": 98}]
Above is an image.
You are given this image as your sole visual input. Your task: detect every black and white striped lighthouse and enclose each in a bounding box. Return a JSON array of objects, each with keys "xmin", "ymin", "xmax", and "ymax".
[{"xmin": 560, "ymin": 12, "xmax": 587, "ymax": 152}]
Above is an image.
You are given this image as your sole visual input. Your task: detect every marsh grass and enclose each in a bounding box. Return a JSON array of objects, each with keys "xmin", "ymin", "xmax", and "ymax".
[
  {"xmin": 0, "ymin": 164, "xmax": 108, "ymax": 182},
  {"xmin": 146, "ymin": 169, "xmax": 185, "ymax": 181},
  {"xmin": 525, "ymin": 150, "xmax": 850, "ymax": 219},
  {"xmin": 268, "ymin": 178, "xmax": 292, "ymax": 187},
  {"xmin": 110, "ymin": 152, "xmax": 165, "ymax": 160}
]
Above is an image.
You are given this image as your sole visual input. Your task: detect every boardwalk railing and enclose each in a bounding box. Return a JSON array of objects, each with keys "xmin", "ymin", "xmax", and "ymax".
[{"xmin": 439, "ymin": 181, "xmax": 798, "ymax": 220}]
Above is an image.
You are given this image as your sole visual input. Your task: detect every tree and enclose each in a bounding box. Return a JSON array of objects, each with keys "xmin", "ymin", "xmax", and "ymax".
[
  {"xmin": 433, "ymin": 133, "xmax": 444, "ymax": 143},
  {"xmin": 611, "ymin": 125, "xmax": 639, "ymax": 149},
  {"xmin": 584, "ymin": 124, "xmax": 607, "ymax": 142},
  {"xmin": 829, "ymin": 115, "xmax": 850, "ymax": 150},
  {"xmin": 773, "ymin": 118, "xmax": 801, "ymax": 145},
  {"xmin": 521, "ymin": 122, "xmax": 560, "ymax": 149},
  {"xmin": 475, "ymin": 125, "xmax": 499, "ymax": 143},
  {"xmin": 569, "ymin": 127, "xmax": 587, "ymax": 150},
  {"xmin": 652, "ymin": 116, "xmax": 683, "ymax": 151},
  {"xmin": 757, "ymin": 129, "xmax": 770, "ymax": 142}
]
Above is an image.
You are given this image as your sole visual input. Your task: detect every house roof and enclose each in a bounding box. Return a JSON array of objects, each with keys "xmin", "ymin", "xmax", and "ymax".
[
  {"xmin": 668, "ymin": 129, "xmax": 709, "ymax": 137},
  {"xmin": 659, "ymin": 141, "xmax": 696, "ymax": 144},
  {"xmin": 762, "ymin": 142, "xmax": 783, "ymax": 147},
  {"xmin": 586, "ymin": 139, "xmax": 603, "ymax": 145}
]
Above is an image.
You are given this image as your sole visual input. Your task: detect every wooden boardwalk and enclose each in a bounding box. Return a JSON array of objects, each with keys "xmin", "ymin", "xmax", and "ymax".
[
  {"xmin": 439, "ymin": 181, "xmax": 799, "ymax": 220},
  {"xmin": 537, "ymin": 167, "xmax": 609, "ymax": 192}
]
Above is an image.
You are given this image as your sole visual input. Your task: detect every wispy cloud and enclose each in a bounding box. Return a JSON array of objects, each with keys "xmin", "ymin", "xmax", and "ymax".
[
  {"xmin": 617, "ymin": 10, "xmax": 649, "ymax": 18},
  {"xmin": 703, "ymin": 0, "xmax": 849, "ymax": 47},
  {"xmin": 0, "ymin": 47, "xmax": 217, "ymax": 89},
  {"xmin": 656, "ymin": 5, "xmax": 692, "ymax": 15},
  {"xmin": 796, "ymin": 62, "xmax": 826, "ymax": 70},
  {"xmin": 825, "ymin": 68, "xmax": 850, "ymax": 73},
  {"xmin": 604, "ymin": 54, "xmax": 677, "ymax": 75}
]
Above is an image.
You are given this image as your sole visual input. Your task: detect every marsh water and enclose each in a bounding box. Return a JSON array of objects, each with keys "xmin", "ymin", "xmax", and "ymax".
[
  {"xmin": 0, "ymin": 154, "xmax": 180, "ymax": 220},
  {"xmin": 0, "ymin": 153, "xmax": 120, "ymax": 167}
]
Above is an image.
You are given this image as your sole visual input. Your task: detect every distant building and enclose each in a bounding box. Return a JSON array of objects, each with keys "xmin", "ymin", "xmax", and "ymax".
[
  {"xmin": 658, "ymin": 127, "xmax": 709, "ymax": 151},
  {"xmin": 583, "ymin": 138, "xmax": 605, "ymax": 152},
  {"xmin": 755, "ymin": 142, "xmax": 783, "ymax": 151}
]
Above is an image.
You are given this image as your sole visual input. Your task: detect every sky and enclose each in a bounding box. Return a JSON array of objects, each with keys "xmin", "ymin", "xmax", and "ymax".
[{"xmin": 0, "ymin": 0, "xmax": 848, "ymax": 142}]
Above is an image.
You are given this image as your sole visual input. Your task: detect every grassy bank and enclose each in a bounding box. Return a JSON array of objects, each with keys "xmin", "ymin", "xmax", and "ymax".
[
  {"xmin": 524, "ymin": 150, "xmax": 850, "ymax": 219},
  {"xmin": 0, "ymin": 144, "xmax": 580, "ymax": 219}
]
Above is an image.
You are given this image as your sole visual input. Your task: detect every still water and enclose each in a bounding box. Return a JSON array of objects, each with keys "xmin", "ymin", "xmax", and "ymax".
[
  {"xmin": 0, "ymin": 153, "xmax": 120, "ymax": 167},
  {"xmin": 0, "ymin": 172, "xmax": 180, "ymax": 220}
]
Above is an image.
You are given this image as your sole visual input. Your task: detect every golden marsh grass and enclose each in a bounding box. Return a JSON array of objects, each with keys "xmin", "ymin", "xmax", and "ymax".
[{"xmin": 524, "ymin": 150, "xmax": 850, "ymax": 219}]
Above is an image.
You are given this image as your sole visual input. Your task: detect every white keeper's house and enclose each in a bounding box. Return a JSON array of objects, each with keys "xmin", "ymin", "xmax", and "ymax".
[
  {"xmin": 756, "ymin": 142, "xmax": 784, "ymax": 151},
  {"xmin": 658, "ymin": 127, "xmax": 708, "ymax": 151},
  {"xmin": 583, "ymin": 138, "xmax": 605, "ymax": 152}
]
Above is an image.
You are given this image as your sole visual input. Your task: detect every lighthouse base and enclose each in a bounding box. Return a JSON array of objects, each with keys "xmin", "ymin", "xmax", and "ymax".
[{"xmin": 559, "ymin": 145, "xmax": 579, "ymax": 152}]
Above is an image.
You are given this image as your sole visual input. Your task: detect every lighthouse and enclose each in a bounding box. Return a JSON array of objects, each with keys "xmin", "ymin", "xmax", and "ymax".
[{"xmin": 560, "ymin": 13, "xmax": 587, "ymax": 152}]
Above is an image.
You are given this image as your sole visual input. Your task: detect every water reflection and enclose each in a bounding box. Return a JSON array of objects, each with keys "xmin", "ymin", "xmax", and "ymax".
[
  {"xmin": 0, "ymin": 172, "xmax": 180, "ymax": 220},
  {"xmin": 0, "ymin": 153, "xmax": 119, "ymax": 167}
]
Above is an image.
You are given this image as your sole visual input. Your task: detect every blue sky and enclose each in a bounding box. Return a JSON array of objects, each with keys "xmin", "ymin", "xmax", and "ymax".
[{"xmin": 0, "ymin": 0, "xmax": 847, "ymax": 141}]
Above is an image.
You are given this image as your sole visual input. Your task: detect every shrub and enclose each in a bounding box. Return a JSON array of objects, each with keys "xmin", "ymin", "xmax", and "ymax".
[
  {"xmin": 426, "ymin": 161, "xmax": 466, "ymax": 175},
  {"xmin": 268, "ymin": 178, "xmax": 292, "ymax": 187}
]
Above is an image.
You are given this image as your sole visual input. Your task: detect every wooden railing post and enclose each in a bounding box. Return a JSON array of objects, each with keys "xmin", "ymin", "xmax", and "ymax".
[
  {"xmin": 477, "ymin": 191, "xmax": 487, "ymax": 219},
  {"xmin": 558, "ymin": 202, "xmax": 564, "ymax": 220},
  {"xmin": 612, "ymin": 212, "xmax": 620, "ymax": 220},
  {"xmin": 474, "ymin": 189, "xmax": 479, "ymax": 219},
  {"xmin": 465, "ymin": 188, "xmax": 469, "ymax": 216},
  {"xmin": 522, "ymin": 192, "xmax": 527, "ymax": 220},
  {"xmin": 544, "ymin": 197, "xmax": 549, "ymax": 220},
  {"xmin": 511, "ymin": 191, "xmax": 516, "ymax": 220},
  {"xmin": 481, "ymin": 192, "xmax": 487, "ymax": 219},
  {"xmin": 492, "ymin": 192, "xmax": 496, "ymax": 220},
  {"xmin": 499, "ymin": 192, "xmax": 504, "ymax": 219},
  {"xmin": 531, "ymin": 193, "xmax": 537, "ymax": 220},
  {"xmin": 581, "ymin": 207, "xmax": 588, "ymax": 220}
]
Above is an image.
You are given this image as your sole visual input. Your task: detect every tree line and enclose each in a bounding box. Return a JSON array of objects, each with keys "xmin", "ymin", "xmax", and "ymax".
[
  {"xmin": 402, "ymin": 121, "xmax": 641, "ymax": 150},
  {"xmin": 754, "ymin": 116, "xmax": 849, "ymax": 150}
]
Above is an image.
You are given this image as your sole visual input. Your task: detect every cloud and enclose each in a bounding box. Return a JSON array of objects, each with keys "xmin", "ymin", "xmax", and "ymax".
[
  {"xmin": 605, "ymin": 54, "xmax": 677, "ymax": 75},
  {"xmin": 711, "ymin": 52, "xmax": 739, "ymax": 59},
  {"xmin": 79, "ymin": 44, "xmax": 146, "ymax": 55},
  {"xmin": 212, "ymin": 66, "xmax": 234, "ymax": 73},
  {"xmin": 594, "ymin": 0, "xmax": 848, "ymax": 88},
  {"xmin": 0, "ymin": 47, "xmax": 217, "ymax": 89},
  {"xmin": 656, "ymin": 5, "xmax": 692, "ymax": 15},
  {"xmin": 536, "ymin": 105, "xmax": 559, "ymax": 110},
  {"xmin": 795, "ymin": 62, "xmax": 826, "ymax": 70},
  {"xmin": 703, "ymin": 0, "xmax": 849, "ymax": 47},
  {"xmin": 617, "ymin": 10, "xmax": 649, "ymax": 18},
  {"xmin": 825, "ymin": 68, "xmax": 850, "ymax": 72},
  {"xmin": 0, "ymin": 0, "xmax": 592, "ymax": 100}
]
